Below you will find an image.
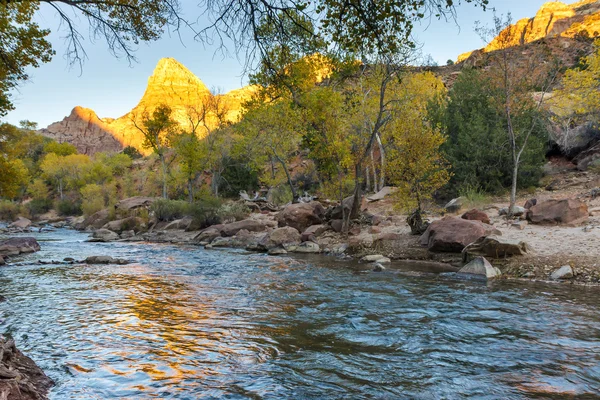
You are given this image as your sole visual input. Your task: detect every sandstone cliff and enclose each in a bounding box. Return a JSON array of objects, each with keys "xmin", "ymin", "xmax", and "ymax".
[
  {"xmin": 40, "ymin": 58, "xmax": 257, "ymax": 155},
  {"xmin": 458, "ymin": 0, "xmax": 600, "ymax": 62}
]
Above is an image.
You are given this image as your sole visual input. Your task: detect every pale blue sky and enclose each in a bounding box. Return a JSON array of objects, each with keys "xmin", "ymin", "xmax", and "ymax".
[{"xmin": 5, "ymin": 0, "xmax": 552, "ymax": 128}]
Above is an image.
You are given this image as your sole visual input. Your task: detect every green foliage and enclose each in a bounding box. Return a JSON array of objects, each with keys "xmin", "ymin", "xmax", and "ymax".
[
  {"xmin": 217, "ymin": 202, "xmax": 250, "ymax": 223},
  {"xmin": 123, "ymin": 146, "xmax": 143, "ymax": 159},
  {"xmin": 188, "ymin": 198, "xmax": 223, "ymax": 229},
  {"xmin": 80, "ymin": 184, "xmax": 105, "ymax": 217},
  {"xmin": 56, "ymin": 199, "xmax": 82, "ymax": 217},
  {"xmin": 268, "ymin": 185, "xmax": 293, "ymax": 206},
  {"xmin": 458, "ymin": 184, "xmax": 492, "ymax": 209},
  {"xmin": 438, "ymin": 69, "xmax": 546, "ymax": 196},
  {"xmin": 151, "ymin": 199, "xmax": 190, "ymax": 221},
  {"xmin": 26, "ymin": 198, "xmax": 53, "ymax": 216},
  {"xmin": 43, "ymin": 141, "xmax": 77, "ymax": 156},
  {"xmin": 0, "ymin": 200, "xmax": 21, "ymax": 222},
  {"xmin": 218, "ymin": 156, "xmax": 260, "ymax": 198}
]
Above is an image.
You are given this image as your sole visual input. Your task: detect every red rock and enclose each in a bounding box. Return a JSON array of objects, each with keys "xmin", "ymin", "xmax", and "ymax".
[
  {"xmin": 0, "ymin": 237, "xmax": 41, "ymax": 257},
  {"xmin": 420, "ymin": 217, "xmax": 501, "ymax": 253},
  {"xmin": 527, "ymin": 198, "xmax": 589, "ymax": 225},
  {"xmin": 276, "ymin": 202, "xmax": 325, "ymax": 232},
  {"xmin": 220, "ymin": 219, "xmax": 267, "ymax": 237},
  {"xmin": 461, "ymin": 209, "xmax": 490, "ymax": 225},
  {"xmin": 259, "ymin": 226, "xmax": 301, "ymax": 250},
  {"xmin": 369, "ymin": 226, "xmax": 382, "ymax": 234},
  {"xmin": 301, "ymin": 224, "xmax": 329, "ymax": 242}
]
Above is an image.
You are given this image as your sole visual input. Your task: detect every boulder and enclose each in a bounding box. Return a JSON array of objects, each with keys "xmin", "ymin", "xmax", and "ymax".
[
  {"xmin": 277, "ymin": 202, "xmax": 325, "ymax": 232},
  {"xmin": 120, "ymin": 230, "xmax": 136, "ymax": 239},
  {"xmin": 444, "ymin": 197, "xmax": 464, "ymax": 213},
  {"xmin": 331, "ymin": 219, "xmax": 344, "ymax": 233},
  {"xmin": 420, "ymin": 217, "xmax": 501, "ymax": 253},
  {"xmin": 164, "ymin": 216, "xmax": 193, "ymax": 230},
  {"xmin": 462, "ymin": 235, "xmax": 530, "ymax": 260},
  {"xmin": 79, "ymin": 209, "xmax": 110, "ymax": 230},
  {"xmin": 9, "ymin": 217, "xmax": 32, "ymax": 230},
  {"xmin": 115, "ymin": 196, "xmax": 156, "ymax": 211},
  {"xmin": 89, "ymin": 229, "xmax": 119, "ymax": 242},
  {"xmin": 0, "ymin": 255, "xmax": 4, "ymax": 265},
  {"xmin": 366, "ymin": 186, "xmax": 397, "ymax": 202},
  {"xmin": 268, "ymin": 248, "xmax": 288, "ymax": 255},
  {"xmin": 194, "ymin": 226, "xmax": 223, "ymax": 243},
  {"xmin": 259, "ymin": 226, "xmax": 301, "ymax": 250},
  {"xmin": 372, "ymin": 263, "xmax": 386, "ymax": 272},
  {"xmin": 301, "ymin": 224, "xmax": 329, "ymax": 242},
  {"xmin": 328, "ymin": 195, "xmax": 367, "ymax": 221},
  {"xmin": 361, "ymin": 254, "xmax": 387, "ymax": 262},
  {"xmin": 524, "ymin": 198, "xmax": 537, "ymax": 209},
  {"xmin": 499, "ymin": 206, "xmax": 526, "ymax": 217},
  {"xmin": 512, "ymin": 220, "xmax": 528, "ymax": 230},
  {"xmin": 0, "ymin": 237, "xmax": 41, "ymax": 257},
  {"xmin": 220, "ymin": 219, "xmax": 267, "ymax": 237},
  {"xmin": 461, "ymin": 209, "xmax": 490, "ymax": 224},
  {"xmin": 289, "ymin": 241, "xmax": 321, "ymax": 253},
  {"xmin": 0, "ymin": 337, "xmax": 54, "ymax": 400},
  {"xmin": 550, "ymin": 265, "xmax": 574, "ymax": 280},
  {"xmin": 102, "ymin": 217, "xmax": 143, "ymax": 233},
  {"xmin": 85, "ymin": 256, "xmax": 129, "ymax": 265},
  {"xmin": 527, "ymin": 199, "xmax": 589, "ymax": 225},
  {"xmin": 458, "ymin": 257, "xmax": 501, "ymax": 279}
]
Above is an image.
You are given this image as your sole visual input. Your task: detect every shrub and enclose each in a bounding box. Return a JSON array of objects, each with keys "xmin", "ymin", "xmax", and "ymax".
[
  {"xmin": 81, "ymin": 184, "xmax": 104, "ymax": 217},
  {"xmin": 268, "ymin": 185, "xmax": 293, "ymax": 206},
  {"xmin": 217, "ymin": 202, "xmax": 250, "ymax": 223},
  {"xmin": 27, "ymin": 198, "xmax": 53, "ymax": 216},
  {"xmin": 151, "ymin": 199, "xmax": 190, "ymax": 221},
  {"xmin": 122, "ymin": 146, "xmax": 143, "ymax": 160},
  {"xmin": 0, "ymin": 200, "xmax": 21, "ymax": 222},
  {"xmin": 458, "ymin": 184, "xmax": 491, "ymax": 209},
  {"xmin": 188, "ymin": 197, "xmax": 223, "ymax": 229},
  {"xmin": 56, "ymin": 199, "xmax": 82, "ymax": 216}
]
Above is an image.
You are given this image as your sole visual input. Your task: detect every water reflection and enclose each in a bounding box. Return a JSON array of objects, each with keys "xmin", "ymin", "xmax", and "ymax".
[{"xmin": 0, "ymin": 230, "xmax": 600, "ymax": 398}]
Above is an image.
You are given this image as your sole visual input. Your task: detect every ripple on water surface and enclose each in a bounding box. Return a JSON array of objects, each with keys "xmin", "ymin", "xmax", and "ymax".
[{"xmin": 1, "ymin": 229, "xmax": 600, "ymax": 399}]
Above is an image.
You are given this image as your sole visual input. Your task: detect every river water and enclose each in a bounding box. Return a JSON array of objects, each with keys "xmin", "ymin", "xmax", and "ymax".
[{"xmin": 1, "ymin": 229, "xmax": 599, "ymax": 399}]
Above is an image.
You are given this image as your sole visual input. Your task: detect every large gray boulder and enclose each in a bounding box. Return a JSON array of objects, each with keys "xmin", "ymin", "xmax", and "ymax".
[
  {"xmin": 458, "ymin": 257, "xmax": 501, "ymax": 279},
  {"xmin": 102, "ymin": 217, "xmax": 143, "ymax": 234},
  {"xmin": 85, "ymin": 256, "xmax": 129, "ymax": 265},
  {"xmin": 79, "ymin": 209, "xmax": 110, "ymax": 230},
  {"xmin": 420, "ymin": 217, "xmax": 501, "ymax": 253},
  {"xmin": 115, "ymin": 196, "xmax": 157, "ymax": 212},
  {"xmin": 301, "ymin": 224, "xmax": 329, "ymax": 242},
  {"xmin": 0, "ymin": 237, "xmax": 41, "ymax": 257},
  {"xmin": 277, "ymin": 201, "xmax": 325, "ymax": 232},
  {"xmin": 89, "ymin": 229, "xmax": 119, "ymax": 242}
]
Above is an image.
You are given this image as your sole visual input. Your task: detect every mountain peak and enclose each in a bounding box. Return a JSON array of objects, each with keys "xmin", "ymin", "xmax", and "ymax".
[{"xmin": 147, "ymin": 57, "xmax": 209, "ymax": 93}]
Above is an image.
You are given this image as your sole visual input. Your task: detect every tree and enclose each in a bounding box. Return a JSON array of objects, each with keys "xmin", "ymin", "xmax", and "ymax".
[
  {"xmin": 0, "ymin": 157, "xmax": 28, "ymax": 199},
  {"xmin": 132, "ymin": 104, "xmax": 177, "ymax": 199},
  {"xmin": 385, "ymin": 72, "xmax": 450, "ymax": 234},
  {"xmin": 236, "ymin": 101, "xmax": 304, "ymax": 201},
  {"xmin": 172, "ymin": 132, "xmax": 205, "ymax": 202},
  {"xmin": 476, "ymin": 14, "xmax": 558, "ymax": 215},
  {"xmin": 40, "ymin": 153, "xmax": 91, "ymax": 199}
]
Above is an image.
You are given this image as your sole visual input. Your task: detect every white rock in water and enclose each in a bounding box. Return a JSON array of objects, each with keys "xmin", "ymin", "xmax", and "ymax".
[
  {"xmin": 458, "ymin": 257, "xmax": 501, "ymax": 279},
  {"xmin": 550, "ymin": 265, "xmax": 574, "ymax": 280},
  {"xmin": 361, "ymin": 254, "xmax": 386, "ymax": 262},
  {"xmin": 372, "ymin": 263, "xmax": 386, "ymax": 272}
]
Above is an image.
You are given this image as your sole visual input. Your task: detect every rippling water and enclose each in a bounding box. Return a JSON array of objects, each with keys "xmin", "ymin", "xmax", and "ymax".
[{"xmin": 1, "ymin": 229, "xmax": 600, "ymax": 399}]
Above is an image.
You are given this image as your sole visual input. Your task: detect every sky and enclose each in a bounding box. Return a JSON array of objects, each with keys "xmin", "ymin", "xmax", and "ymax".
[{"xmin": 4, "ymin": 0, "xmax": 553, "ymax": 128}]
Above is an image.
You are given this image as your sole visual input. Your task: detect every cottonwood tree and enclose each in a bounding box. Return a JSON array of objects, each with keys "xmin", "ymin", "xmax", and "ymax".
[
  {"xmin": 476, "ymin": 14, "xmax": 559, "ymax": 215},
  {"xmin": 131, "ymin": 104, "xmax": 177, "ymax": 199},
  {"xmin": 40, "ymin": 153, "xmax": 91, "ymax": 199}
]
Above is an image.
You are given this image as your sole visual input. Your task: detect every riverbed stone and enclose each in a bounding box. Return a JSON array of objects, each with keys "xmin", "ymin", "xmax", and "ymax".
[
  {"xmin": 289, "ymin": 241, "xmax": 321, "ymax": 253},
  {"xmin": 420, "ymin": 217, "xmax": 501, "ymax": 253},
  {"xmin": 462, "ymin": 235, "xmax": 530, "ymax": 261},
  {"xmin": 0, "ymin": 237, "xmax": 41, "ymax": 257},
  {"xmin": 194, "ymin": 226, "xmax": 223, "ymax": 243},
  {"xmin": 458, "ymin": 257, "xmax": 501, "ymax": 279},
  {"xmin": 85, "ymin": 256, "xmax": 129, "ymax": 265},
  {"xmin": 220, "ymin": 219, "xmax": 267, "ymax": 237},
  {"xmin": 499, "ymin": 206, "xmax": 526, "ymax": 217},
  {"xmin": 9, "ymin": 217, "xmax": 32, "ymax": 230},
  {"xmin": 268, "ymin": 248, "xmax": 288, "ymax": 255},
  {"xmin": 372, "ymin": 263, "xmax": 386, "ymax": 272},
  {"xmin": 115, "ymin": 196, "xmax": 157, "ymax": 212},
  {"xmin": 527, "ymin": 198, "xmax": 589, "ymax": 226},
  {"xmin": 259, "ymin": 226, "xmax": 301, "ymax": 250},
  {"xmin": 88, "ymin": 229, "xmax": 119, "ymax": 242},
  {"xmin": 444, "ymin": 197, "xmax": 464, "ymax": 213},
  {"xmin": 78, "ymin": 209, "xmax": 110, "ymax": 231},
  {"xmin": 301, "ymin": 224, "xmax": 329, "ymax": 242},
  {"xmin": 361, "ymin": 254, "xmax": 387, "ymax": 262},
  {"xmin": 277, "ymin": 201, "xmax": 325, "ymax": 232},
  {"xmin": 164, "ymin": 216, "xmax": 193, "ymax": 231},
  {"xmin": 550, "ymin": 265, "xmax": 574, "ymax": 280},
  {"xmin": 0, "ymin": 336, "xmax": 54, "ymax": 400},
  {"xmin": 102, "ymin": 217, "xmax": 143, "ymax": 234}
]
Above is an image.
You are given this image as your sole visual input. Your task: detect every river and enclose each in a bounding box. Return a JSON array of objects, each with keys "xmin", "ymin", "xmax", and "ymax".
[{"xmin": 0, "ymin": 229, "xmax": 599, "ymax": 399}]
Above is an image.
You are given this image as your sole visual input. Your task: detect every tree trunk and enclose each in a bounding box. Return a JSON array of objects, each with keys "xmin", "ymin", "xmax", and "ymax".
[
  {"xmin": 160, "ymin": 154, "xmax": 168, "ymax": 199},
  {"xmin": 58, "ymin": 180, "xmax": 64, "ymax": 200},
  {"xmin": 370, "ymin": 146, "xmax": 378, "ymax": 193},
  {"xmin": 349, "ymin": 163, "xmax": 362, "ymax": 220},
  {"xmin": 376, "ymin": 133, "xmax": 385, "ymax": 190},
  {"xmin": 188, "ymin": 178, "xmax": 194, "ymax": 203},
  {"xmin": 365, "ymin": 166, "xmax": 370, "ymax": 192},
  {"xmin": 510, "ymin": 157, "xmax": 519, "ymax": 217},
  {"xmin": 273, "ymin": 152, "xmax": 298, "ymax": 203}
]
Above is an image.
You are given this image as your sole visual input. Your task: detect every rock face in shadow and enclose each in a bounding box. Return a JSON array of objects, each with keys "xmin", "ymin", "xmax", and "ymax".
[{"xmin": 0, "ymin": 337, "xmax": 54, "ymax": 400}]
